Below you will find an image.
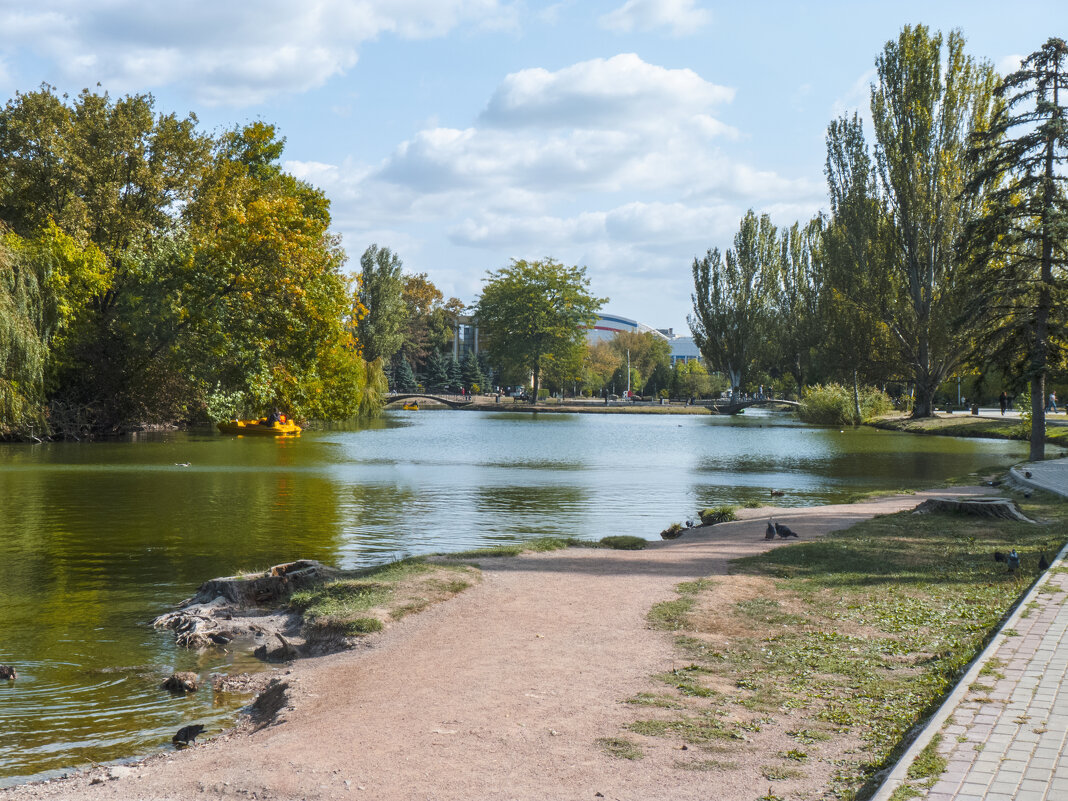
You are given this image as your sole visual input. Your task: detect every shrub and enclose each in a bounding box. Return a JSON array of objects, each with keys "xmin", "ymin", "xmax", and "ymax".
[
  {"xmin": 600, "ymin": 535, "xmax": 647, "ymax": 550},
  {"xmin": 699, "ymin": 505, "xmax": 738, "ymax": 525},
  {"xmin": 798, "ymin": 383, "xmax": 892, "ymax": 425}
]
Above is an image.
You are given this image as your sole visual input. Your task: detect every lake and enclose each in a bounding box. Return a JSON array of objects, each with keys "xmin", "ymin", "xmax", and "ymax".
[{"xmin": 0, "ymin": 409, "xmax": 1033, "ymax": 784}]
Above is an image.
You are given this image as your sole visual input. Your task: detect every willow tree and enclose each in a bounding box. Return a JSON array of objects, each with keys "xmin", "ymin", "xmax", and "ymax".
[
  {"xmin": 475, "ymin": 259, "xmax": 604, "ymax": 404},
  {"xmin": 869, "ymin": 25, "xmax": 998, "ymax": 416},
  {"xmin": 689, "ymin": 210, "xmax": 777, "ymax": 397},
  {"xmin": 961, "ymin": 37, "xmax": 1068, "ymax": 460}
]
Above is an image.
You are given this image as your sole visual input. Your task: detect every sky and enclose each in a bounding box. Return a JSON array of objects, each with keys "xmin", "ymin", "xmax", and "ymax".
[{"xmin": 0, "ymin": 0, "xmax": 1062, "ymax": 333}]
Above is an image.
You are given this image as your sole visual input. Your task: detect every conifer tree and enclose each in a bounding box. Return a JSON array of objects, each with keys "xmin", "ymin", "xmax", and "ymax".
[
  {"xmin": 961, "ymin": 37, "xmax": 1068, "ymax": 460},
  {"xmin": 423, "ymin": 350, "xmax": 449, "ymax": 393},
  {"xmin": 446, "ymin": 355, "xmax": 463, "ymax": 393},
  {"xmin": 393, "ymin": 357, "xmax": 418, "ymax": 392},
  {"xmin": 460, "ymin": 352, "xmax": 484, "ymax": 392}
]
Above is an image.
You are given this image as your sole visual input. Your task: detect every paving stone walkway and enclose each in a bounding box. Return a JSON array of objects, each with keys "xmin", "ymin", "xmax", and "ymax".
[{"xmin": 873, "ymin": 458, "xmax": 1068, "ymax": 800}]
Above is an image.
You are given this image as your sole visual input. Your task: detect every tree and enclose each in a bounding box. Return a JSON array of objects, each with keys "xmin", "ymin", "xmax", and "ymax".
[
  {"xmin": 824, "ymin": 113, "xmax": 903, "ymax": 418},
  {"xmin": 475, "ymin": 259, "xmax": 605, "ymax": 404},
  {"xmin": 868, "ymin": 25, "xmax": 998, "ymax": 416},
  {"xmin": 460, "ymin": 352, "xmax": 484, "ymax": 392},
  {"xmin": 689, "ymin": 210, "xmax": 777, "ymax": 397},
  {"xmin": 394, "ymin": 357, "xmax": 418, "ymax": 392},
  {"xmin": 582, "ymin": 339, "xmax": 623, "ymax": 395},
  {"xmin": 356, "ymin": 244, "xmax": 405, "ymax": 364},
  {"xmin": 770, "ymin": 217, "xmax": 826, "ymax": 399},
  {"xmin": 446, "ymin": 355, "xmax": 463, "ymax": 393},
  {"xmin": 423, "ymin": 350, "xmax": 449, "ymax": 393},
  {"xmin": 607, "ymin": 330, "xmax": 671, "ymax": 385},
  {"xmin": 961, "ymin": 37, "xmax": 1068, "ymax": 460}
]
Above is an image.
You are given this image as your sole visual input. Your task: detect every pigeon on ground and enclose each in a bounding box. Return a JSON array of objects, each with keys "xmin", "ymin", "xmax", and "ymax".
[
  {"xmin": 1007, "ymin": 550, "xmax": 1021, "ymax": 572},
  {"xmin": 994, "ymin": 551, "xmax": 1007, "ymax": 563},
  {"xmin": 765, "ymin": 520, "xmax": 776, "ymax": 540},
  {"xmin": 172, "ymin": 724, "xmax": 205, "ymax": 746},
  {"xmin": 774, "ymin": 522, "xmax": 799, "ymax": 538},
  {"xmin": 1039, "ymin": 553, "xmax": 1050, "ymax": 571}
]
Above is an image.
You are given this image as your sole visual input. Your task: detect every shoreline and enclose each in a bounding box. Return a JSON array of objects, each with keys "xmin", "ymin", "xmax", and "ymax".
[{"xmin": 0, "ymin": 486, "xmax": 1010, "ymax": 800}]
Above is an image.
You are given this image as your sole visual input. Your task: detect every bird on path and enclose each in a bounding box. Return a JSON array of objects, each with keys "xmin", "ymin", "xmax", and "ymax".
[
  {"xmin": 1039, "ymin": 553, "xmax": 1050, "ymax": 571},
  {"xmin": 765, "ymin": 520, "xmax": 776, "ymax": 540},
  {"xmin": 172, "ymin": 724, "xmax": 205, "ymax": 747},
  {"xmin": 774, "ymin": 522, "xmax": 799, "ymax": 538},
  {"xmin": 0, "ymin": 665, "xmax": 15, "ymax": 681}
]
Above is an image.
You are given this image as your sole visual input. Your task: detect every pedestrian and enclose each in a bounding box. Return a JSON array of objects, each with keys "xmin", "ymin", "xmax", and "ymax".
[
  {"xmin": 999, "ymin": 391, "xmax": 1008, "ymax": 415},
  {"xmin": 1049, "ymin": 391, "xmax": 1059, "ymax": 414}
]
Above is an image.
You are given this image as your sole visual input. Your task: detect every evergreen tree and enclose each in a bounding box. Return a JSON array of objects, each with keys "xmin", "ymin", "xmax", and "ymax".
[
  {"xmin": 961, "ymin": 37, "xmax": 1068, "ymax": 460},
  {"xmin": 460, "ymin": 352, "xmax": 484, "ymax": 392},
  {"xmin": 446, "ymin": 355, "xmax": 463, "ymax": 393},
  {"xmin": 477, "ymin": 351, "xmax": 495, "ymax": 389},
  {"xmin": 423, "ymin": 350, "xmax": 449, "ymax": 393},
  {"xmin": 394, "ymin": 357, "xmax": 417, "ymax": 392}
]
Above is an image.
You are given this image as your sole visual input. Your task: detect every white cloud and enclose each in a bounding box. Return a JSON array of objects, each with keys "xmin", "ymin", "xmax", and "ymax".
[
  {"xmin": 998, "ymin": 54, "xmax": 1024, "ymax": 76},
  {"xmin": 0, "ymin": 0, "xmax": 515, "ymax": 105},
  {"xmin": 480, "ymin": 53, "xmax": 733, "ymax": 128},
  {"xmin": 599, "ymin": 0, "xmax": 710, "ymax": 36}
]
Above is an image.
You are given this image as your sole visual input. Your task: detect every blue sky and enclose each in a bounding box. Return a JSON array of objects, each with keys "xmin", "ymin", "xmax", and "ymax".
[{"xmin": 0, "ymin": 1, "xmax": 1061, "ymax": 331}]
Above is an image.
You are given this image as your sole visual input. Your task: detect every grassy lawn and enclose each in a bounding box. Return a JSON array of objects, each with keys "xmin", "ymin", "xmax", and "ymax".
[
  {"xmin": 616, "ymin": 490, "xmax": 1068, "ymax": 799},
  {"xmin": 869, "ymin": 413, "xmax": 1068, "ymax": 448}
]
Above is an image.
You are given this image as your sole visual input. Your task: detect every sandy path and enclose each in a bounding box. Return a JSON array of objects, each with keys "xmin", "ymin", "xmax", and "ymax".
[{"xmin": 4, "ymin": 487, "xmax": 992, "ymax": 801}]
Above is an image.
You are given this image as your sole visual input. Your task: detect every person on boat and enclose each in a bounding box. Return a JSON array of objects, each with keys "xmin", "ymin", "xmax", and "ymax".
[{"xmin": 266, "ymin": 408, "xmax": 282, "ymax": 426}]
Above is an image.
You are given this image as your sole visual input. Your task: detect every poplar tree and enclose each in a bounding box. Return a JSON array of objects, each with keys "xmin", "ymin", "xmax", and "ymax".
[
  {"xmin": 356, "ymin": 244, "xmax": 405, "ymax": 363},
  {"xmin": 961, "ymin": 37, "xmax": 1068, "ymax": 460},
  {"xmin": 689, "ymin": 210, "xmax": 777, "ymax": 397},
  {"xmin": 868, "ymin": 25, "xmax": 998, "ymax": 417}
]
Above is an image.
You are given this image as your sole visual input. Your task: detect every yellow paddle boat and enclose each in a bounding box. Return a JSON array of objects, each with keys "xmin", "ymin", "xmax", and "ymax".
[
  {"xmin": 217, "ymin": 419, "xmax": 302, "ymax": 437},
  {"xmin": 402, "ymin": 402, "xmax": 419, "ymax": 410}
]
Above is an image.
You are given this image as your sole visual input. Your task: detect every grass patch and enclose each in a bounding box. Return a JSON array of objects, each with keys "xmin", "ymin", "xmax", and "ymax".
[
  {"xmin": 699, "ymin": 505, "xmax": 739, "ymax": 525},
  {"xmin": 617, "ymin": 493, "xmax": 1068, "ymax": 799},
  {"xmin": 444, "ymin": 536, "xmax": 588, "ymax": 559},
  {"xmin": 906, "ymin": 734, "xmax": 948, "ymax": 782},
  {"xmin": 868, "ymin": 413, "xmax": 1068, "ymax": 446},
  {"xmin": 596, "ymin": 736, "xmax": 644, "ymax": 760},
  {"xmin": 600, "ymin": 535, "xmax": 647, "ymax": 550},
  {"xmin": 760, "ymin": 765, "xmax": 804, "ymax": 781},
  {"xmin": 289, "ymin": 557, "xmax": 477, "ymax": 637}
]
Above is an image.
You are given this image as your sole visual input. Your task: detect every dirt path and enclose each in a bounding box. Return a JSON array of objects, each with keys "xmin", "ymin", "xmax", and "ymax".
[{"xmin": 3, "ymin": 487, "xmax": 993, "ymax": 801}]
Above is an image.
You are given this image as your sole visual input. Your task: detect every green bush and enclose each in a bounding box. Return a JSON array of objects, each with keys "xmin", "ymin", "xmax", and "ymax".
[
  {"xmin": 660, "ymin": 523, "xmax": 686, "ymax": 538},
  {"xmin": 699, "ymin": 505, "xmax": 738, "ymax": 525},
  {"xmin": 600, "ymin": 535, "xmax": 647, "ymax": 550},
  {"xmin": 798, "ymin": 383, "xmax": 892, "ymax": 425}
]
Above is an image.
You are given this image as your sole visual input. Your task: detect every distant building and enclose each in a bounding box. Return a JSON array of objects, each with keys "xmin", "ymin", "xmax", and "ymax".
[
  {"xmin": 452, "ymin": 315, "xmax": 479, "ymax": 360},
  {"xmin": 657, "ymin": 329, "xmax": 701, "ymax": 366},
  {"xmin": 587, "ymin": 313, "xmax": 669, "ymax": 344}
]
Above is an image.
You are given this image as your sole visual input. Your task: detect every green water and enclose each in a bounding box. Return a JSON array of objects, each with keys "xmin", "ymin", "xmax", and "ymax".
[{"xmin": 0, "ymin": 410, "xmax": 1034, "ymax": 783}]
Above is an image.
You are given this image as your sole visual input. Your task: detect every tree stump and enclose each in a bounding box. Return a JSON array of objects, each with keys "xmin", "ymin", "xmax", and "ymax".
[
  {"xmin": 184, "ymin": 560, "xmax": 337, "ymax": 607},
  {"xmin": 912, "ymin": 497, "xmax": 1036, "ymax": 523}
]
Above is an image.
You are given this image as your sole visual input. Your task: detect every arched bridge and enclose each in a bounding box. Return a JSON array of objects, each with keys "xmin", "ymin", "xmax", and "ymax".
[
  {"xmin": 705, "ymin": 398, "xmax": 802, "ymax": 415},
  {"xmin": 385, "ymin": 393, "xmax": 475, "ymax": 409}
]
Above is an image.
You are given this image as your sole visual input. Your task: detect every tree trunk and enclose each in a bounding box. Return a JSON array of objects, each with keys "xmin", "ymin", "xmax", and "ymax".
[
  {"xmin": 852, "ymin": 369, "xmax": 862, "ymax": 425},
  {"xmin": 530, "ymin": 361, "xmax": 540, "ymax": 405},
  {"xmin": 1030, "ymin": 374, "xmax": 1045, "ymax": 462}
]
